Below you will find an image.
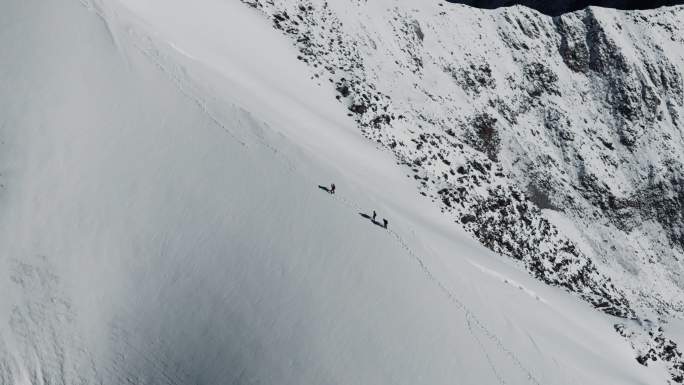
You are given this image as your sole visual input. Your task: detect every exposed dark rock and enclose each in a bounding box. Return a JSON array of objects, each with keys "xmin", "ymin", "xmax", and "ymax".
[
  {"xmin": 469, "ymin": 112, "xmax": 501, "ymax": 161},
  {"xmin": 523, "ymin": 62, "xmax": 560, "ymax": 97},
  {"xmin": 446, "ymin": 62, "xmax": 496, "ymax": 95}
]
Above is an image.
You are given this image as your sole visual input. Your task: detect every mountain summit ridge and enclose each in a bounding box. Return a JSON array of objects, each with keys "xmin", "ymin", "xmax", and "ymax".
[{"xmin": 446, "ymin": 0, "xmax": 684, "ymax": 16}]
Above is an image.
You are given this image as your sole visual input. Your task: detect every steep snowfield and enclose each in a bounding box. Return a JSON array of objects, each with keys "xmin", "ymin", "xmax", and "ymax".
[
  {"xmin": 226, "ymin": 0, "xmax": 684, "ymax": 379},
  {"xmin": 0, "ymin": 0, "xmax": 673, "ymax": 384}
]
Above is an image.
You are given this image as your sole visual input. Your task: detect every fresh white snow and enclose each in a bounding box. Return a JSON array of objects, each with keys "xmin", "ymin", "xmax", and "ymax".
[{"xmin": 0, "ymin": 0, "xmax": 670, "ymax": 383}]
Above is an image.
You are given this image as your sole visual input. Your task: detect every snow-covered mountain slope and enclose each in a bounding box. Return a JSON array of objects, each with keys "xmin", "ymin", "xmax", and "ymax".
[
  {"xmin": 238, "ymin": 0, "xmax": 684, "ymax": 314},
  {"xmin": 0, "ymin": 0, "xmax": 681, "ymax": 383},
  {"xmin": 227, "ymin": 0, "xmax": 684, "ymax": 381}
]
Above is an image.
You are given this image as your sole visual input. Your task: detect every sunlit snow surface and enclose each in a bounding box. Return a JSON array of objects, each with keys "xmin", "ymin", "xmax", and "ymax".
[{"xmin": 0, "ymin": 0, "xmax": 667, "ymax": 383}]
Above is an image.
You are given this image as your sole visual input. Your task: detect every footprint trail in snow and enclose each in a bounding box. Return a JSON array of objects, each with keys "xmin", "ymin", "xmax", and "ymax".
[{"xmin": 326, "ymin": 189, "xmax": 541, "ymax": 385}]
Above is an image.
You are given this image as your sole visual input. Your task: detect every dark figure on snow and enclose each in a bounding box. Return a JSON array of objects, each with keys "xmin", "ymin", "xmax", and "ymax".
[
  {"xmin": 372, "ymin": 210, "xmax": 377, "ymax": 222},
  {"xmin": 330, "ymin": 183, "xmax": 336, "ymax": 194},
  {"xmin": 383, "ymin": 218, "xmax": 388, "ymax": 229}
]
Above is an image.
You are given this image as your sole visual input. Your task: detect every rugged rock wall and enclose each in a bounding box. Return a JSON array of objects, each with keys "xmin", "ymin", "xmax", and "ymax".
[{"xmin": 241, "ymin": 0, "xmax": 684, "ymax": 381}]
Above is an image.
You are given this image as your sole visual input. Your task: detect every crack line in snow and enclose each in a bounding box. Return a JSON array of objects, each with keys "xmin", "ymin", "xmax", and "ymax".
[
  {"xmin": 79, "ymin": 0, "xmax": 245, "ymax": 149},
  {"xmin": 86, "ymin": 0, "xmax": 304, "ymax": 175},
  {"xmin": 131, "ymin": 40, "xmax": 248, "ymax": 148},
  {"xmin": 131, "ymin": 42, "xmax": 301, "ymax": 174}
]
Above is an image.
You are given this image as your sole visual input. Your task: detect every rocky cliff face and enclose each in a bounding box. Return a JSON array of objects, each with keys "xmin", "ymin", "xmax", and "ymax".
[{"xmin": 241, "ymin": 0, "xmax": 684, "ymax": 381}]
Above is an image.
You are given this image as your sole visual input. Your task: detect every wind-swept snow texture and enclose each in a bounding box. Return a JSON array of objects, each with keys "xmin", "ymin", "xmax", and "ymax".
[{"xmin": 0, "ymin": 0, "xmax": 678, "ymax": 384}]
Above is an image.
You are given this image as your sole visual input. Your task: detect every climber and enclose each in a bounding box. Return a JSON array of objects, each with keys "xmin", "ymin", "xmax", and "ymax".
[
  {"xmin": 383, "ymin": 218, "xmax": 388, "ymax": 229},
  {"xmin": 372, "ymin": 210, "xmax": 377, "ymax": 222},
  {"xmin": 330, "ymin": 183, "xmax": 336, "ymax": 194}
]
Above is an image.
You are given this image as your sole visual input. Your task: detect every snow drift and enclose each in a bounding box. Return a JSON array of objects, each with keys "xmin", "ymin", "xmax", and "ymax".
[{"xmin": 0, "ymin": 0, "xmax": 676, "ymax": 384}]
